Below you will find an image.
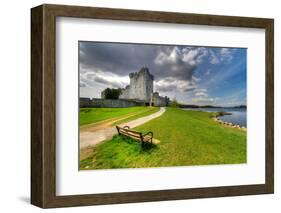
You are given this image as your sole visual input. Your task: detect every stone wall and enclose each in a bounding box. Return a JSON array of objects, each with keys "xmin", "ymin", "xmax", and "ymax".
[
  {"xmin": 120, "ymin": 85, "xmax": 130, "ymax": 99},
  {"xmin": 153, "ymin": 92, "xmax": 169, "ymax": 107},
  {"xmin": 80, "ymin": 97, "xmax": 92, "ymax": 108},
  {"xmin": 80, "ymin": 98, "xmax": 145, "ymax": 108}
]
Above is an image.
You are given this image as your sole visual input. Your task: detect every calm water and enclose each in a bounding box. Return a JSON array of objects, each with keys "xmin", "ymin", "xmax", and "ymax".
[{"xmin": 182, "ymin": 107, "xmax": 247, "ymax": 127}]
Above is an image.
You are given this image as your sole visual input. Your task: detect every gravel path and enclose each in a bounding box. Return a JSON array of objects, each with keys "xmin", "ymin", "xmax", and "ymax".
[{"xmin": 80, "ymin": 107, "xmax": 166, "ymax": 149}]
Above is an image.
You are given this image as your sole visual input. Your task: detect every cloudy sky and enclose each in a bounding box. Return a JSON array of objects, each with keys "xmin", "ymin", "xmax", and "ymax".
[{"xmin": 79, "ymin": 41, "xmax": 246, "ymax": 106}]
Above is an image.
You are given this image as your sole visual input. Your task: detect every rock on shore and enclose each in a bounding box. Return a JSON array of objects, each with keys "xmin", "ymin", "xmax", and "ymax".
[{"xmin": 213, "ymin": 116, "xmax": 246, "ymax": 131}]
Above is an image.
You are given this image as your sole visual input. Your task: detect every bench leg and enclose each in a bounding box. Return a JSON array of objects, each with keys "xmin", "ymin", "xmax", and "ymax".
[{"xmin": 116, "ymin": 126, "xmax": 120, "ymax": 135}]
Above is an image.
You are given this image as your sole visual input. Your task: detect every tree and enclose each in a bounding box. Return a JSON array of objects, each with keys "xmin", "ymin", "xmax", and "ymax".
[
  {"xmin": 103, "ymin": 88, "xmax": 122, "ymax": 99},
  {"xmin": 170, "ymin": 97, "xmax": 179, "ymax": 108}
]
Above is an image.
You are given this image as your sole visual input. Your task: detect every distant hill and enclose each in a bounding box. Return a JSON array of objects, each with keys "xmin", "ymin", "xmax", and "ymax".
[
  {"xmin": 200, "ymin": 105, "xmax": 222, "ymax": 108},
  {"xmin": 234, "ymin": 105, "xmax": 247, "ymax": 108},
  {"xmin": 179, "ymin": 104, "xmax": 247, "ymax": 109},
  {"xmin": 178, "ymin": 104, "xmax": 199, "ymax": 108},
  {"xmin": 179, "ymin": 104, "xmax": 222, "ymax": 108}
]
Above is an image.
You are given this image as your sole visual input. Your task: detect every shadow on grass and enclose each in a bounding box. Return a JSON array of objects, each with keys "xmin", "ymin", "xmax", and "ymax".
[
  {"xmin": 80, "ymin": 135, "xmax": 159, "ymax": 170},
  {"xmin": 141, "ymin": 142, "xmax": 157, "ymax": 151},
  {"xmin": 116, "ymin": 135, "xmax": 158, "ymax": 153}
]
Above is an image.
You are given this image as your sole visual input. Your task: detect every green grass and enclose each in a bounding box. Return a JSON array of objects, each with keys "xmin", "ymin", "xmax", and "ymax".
[
  {"xmin": 80, "ymin": 106, "xmax": 159, "ymax": 126},
  {"xmin": 80, "ymin": 107, "xmax": 246, "ymax": 170},
  {"xmin": 113, "ymin": 107, "xmax": 160, "ymax": 126}
]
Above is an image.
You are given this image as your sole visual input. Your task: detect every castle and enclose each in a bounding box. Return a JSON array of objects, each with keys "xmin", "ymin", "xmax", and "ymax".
[
  {"xmin": 119, "ymin": 67, "xmax": 153, "ymax": 101},
  {"xmin": 81, "ymin": 67, "xmax": 169, "ymax": 108},
  {"xmin": 117, "ymin": 67, "xmax": 169, "ymax": 107}
]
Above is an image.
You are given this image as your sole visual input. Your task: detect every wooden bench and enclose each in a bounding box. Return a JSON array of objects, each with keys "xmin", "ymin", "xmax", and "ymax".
[{"xmin": 116, "ymin": 126, "xmax": 153, "ymax": 145}]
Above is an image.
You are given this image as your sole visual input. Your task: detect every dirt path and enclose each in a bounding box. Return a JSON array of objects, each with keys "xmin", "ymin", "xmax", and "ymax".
[
  {"xmin": 80, "ymin": 107, "xmax": 166, "ymax": 149},
  {"xmin": 80, "ymin": 110, "xmax": 147, "ymax": 132}
]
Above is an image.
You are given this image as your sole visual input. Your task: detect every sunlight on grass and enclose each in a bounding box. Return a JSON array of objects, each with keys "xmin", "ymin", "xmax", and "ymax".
[
  {"xmin": 80, "ymin": 107, "xmax": 246, "ymax": 170},
  {"xmin": 80, "ymin": 106, "xmax": 159, "ymax": 126}
]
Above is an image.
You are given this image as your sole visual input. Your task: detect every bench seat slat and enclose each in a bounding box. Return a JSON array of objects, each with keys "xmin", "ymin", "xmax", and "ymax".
[
  {"xmin": 121, "ymin": 133, "xmax": 152, "ymax": 142},
  {"xmin": 119, "ymin": 130, "xmax": 141, "ymax": 138},
  {"xmin": 119, "ymin": 130, "xmax": 141, "ymax": 137},
  {"xmin": 119, "ymin": 128, "xmax": 140, "ymax": 135},
  {"xmin": 119, "ymin": 128, "xmax": 142, "ymax": 134}
]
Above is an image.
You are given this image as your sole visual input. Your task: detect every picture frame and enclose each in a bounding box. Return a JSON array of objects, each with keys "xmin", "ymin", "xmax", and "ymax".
[{"xmin": 31, "ymin": 4, "xmax": 274, "ymax": 208}]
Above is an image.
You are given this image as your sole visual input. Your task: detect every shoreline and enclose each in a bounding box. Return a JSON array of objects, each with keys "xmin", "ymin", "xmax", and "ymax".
[
  {"xmin": 213, "ymin": 113, "xmax": 247, "ymax": 131},
  {"xmin": 181, "ymin": 108, "xmax": 247, "ymax": 131}
]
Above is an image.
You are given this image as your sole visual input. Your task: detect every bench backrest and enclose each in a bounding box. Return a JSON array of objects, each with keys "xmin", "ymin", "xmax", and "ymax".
[{"xmin": 117, "ymin": 126, "xmax": 143, "ymax": 141}]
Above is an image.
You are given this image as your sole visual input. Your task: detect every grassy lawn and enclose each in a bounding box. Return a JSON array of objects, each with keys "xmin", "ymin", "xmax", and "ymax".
[
  {"xmin": 80, "ymin": 106, "xmax": 159, "ymax": 126},
  {"xmin": 80, "ymin": 107, "xmax": 246, "ymax": 170},
  {"xmin": 113, "ymin": 107, "xmax": 160, "ymax": 126}
]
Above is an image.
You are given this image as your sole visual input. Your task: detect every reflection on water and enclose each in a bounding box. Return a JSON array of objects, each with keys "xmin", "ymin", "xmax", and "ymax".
[{"xmin": 182, "ymin": 108, "xmax": 247, "ymax": 127}]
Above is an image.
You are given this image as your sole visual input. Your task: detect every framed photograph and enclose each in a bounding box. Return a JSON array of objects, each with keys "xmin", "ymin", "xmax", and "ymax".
[{"xmin": 31, "ymin": 4, "xmax": 274, "ymax": 208}]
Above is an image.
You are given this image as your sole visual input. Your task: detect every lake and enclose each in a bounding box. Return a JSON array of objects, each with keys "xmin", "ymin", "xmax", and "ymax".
[{"xmin": 182, "ymin": 107, "xmax": 247, "ymax": 127}]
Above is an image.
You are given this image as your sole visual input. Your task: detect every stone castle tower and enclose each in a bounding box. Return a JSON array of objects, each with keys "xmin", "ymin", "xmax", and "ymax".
[{"xmin": 119, "ymin": 67, "xmax": 154, "ymax": 102}]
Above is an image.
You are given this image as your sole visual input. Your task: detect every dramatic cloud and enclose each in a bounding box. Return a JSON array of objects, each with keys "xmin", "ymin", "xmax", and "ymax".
[
  {"xmin": 79, "ymin": 42, "xmax": 159, "ymax": 77},
  {"xmin": 153, "ymin": 46, "xmax": 208, "ymax": 81},
  {"xmin": 79, "ymin": 42, "xmax": 209, "ymax": 91},
  {"xmin": 155, "ymin": 77, "xmax": 197, "ymax": 92},
  {"xmin": 79, "ymin": 41, "xmax": 246, "ymax": 106},
  {"xmin": 80, "ymin": 69, "xmax": 129, "ymax": 89}
]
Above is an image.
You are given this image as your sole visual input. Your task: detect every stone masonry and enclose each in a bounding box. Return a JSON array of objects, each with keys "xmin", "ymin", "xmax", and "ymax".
[
  {"xmin": 118, "ymin": 67, "xmax": 169, "ymax": 107},
  {"xmin": 119, "ymin": 67, "xmax": 154, "ymax": 102}
]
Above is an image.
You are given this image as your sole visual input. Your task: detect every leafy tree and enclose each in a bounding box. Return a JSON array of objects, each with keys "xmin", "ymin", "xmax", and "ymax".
[
  {"xmin": 103, "ymin": 88, "xmax": 122, "ymax": 99},
  {"xmin": 170, "ymin": 97, "xmax": 179, "ymax": 108}
]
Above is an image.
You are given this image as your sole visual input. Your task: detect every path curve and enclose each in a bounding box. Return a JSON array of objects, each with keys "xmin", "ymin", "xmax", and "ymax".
[{"xmin": 80, "ymin": 107, "xmax": 166, "ymax": 149}]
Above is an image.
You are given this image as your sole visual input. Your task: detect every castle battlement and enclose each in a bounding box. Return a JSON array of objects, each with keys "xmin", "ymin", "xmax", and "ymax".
[{"xmin": 129, "ymin": 67, "xmax": 154, "ymax": 81}]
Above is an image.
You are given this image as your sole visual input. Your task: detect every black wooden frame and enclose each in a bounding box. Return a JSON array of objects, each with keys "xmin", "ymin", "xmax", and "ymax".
[{"xmin": 31, "ymin": 4, "xmax": 274, "ymax": 208}]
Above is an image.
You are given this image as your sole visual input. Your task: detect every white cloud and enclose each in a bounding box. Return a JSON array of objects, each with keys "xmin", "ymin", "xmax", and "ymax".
[
  {"xmin": 154, "ymin": 46, "xmax": 208, "ymax": 67},
  {"xmin": 192, "ymin": 76, "xmax": 201, "ymax": 82},
  {"xmin": 155, "ymin": 77, "xmax": 196, "ymax": 92},
  {"xmin": 195, "ymin": 92, "xmax": 208, "ymax": 97},
  {"xmin": 182, "ymin": 47, "xmax": 208, "ymax": 66},
  {"xmin": 220, "ymin": 48, "xmax": 234, "ymax": 63},
  {"xmin": 209, "ymin": 50, "xmax": 220, "ymax": 64},
  {"xmin": 191, "ymin": 96, "xmax": 220, "ymax": 105},
  {"xmin": 189, "ymin": 88, "xmax": 220, "ymax": 105},
  {"xmin": 80, "ymin": 68, "xmax": 129, "ymax": 89},
  {"xmin": 193, "ymin": 88, "xmax": 208, "ymax": 98},
  {"xmin": 155, "ymin": 47, "xmax": 235, "ymax": 67},
  {"xmin": 209, "ymin": 48, "xmax": 235, "ymax": 65},
  {"xmin": 154, "ymin": 47, "xmax": 179, "ymax": 65},
  {"xmin": 194, "ymin": 88, "xmax": 207, "ymax": 93}
]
